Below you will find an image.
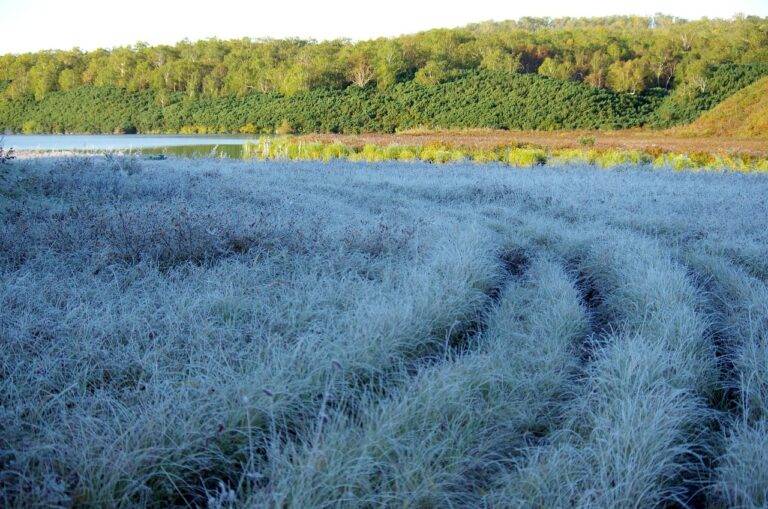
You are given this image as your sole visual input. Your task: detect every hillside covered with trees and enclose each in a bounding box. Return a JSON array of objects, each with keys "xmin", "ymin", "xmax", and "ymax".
[{"xmin": 1, "ymin": 15, "xmax": 767, "ymax": 134}]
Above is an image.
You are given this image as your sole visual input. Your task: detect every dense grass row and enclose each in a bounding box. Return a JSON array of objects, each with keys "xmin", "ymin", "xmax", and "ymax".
[
  {"xmin": 2, "ymin": 157, "xmax": 768, "ymax": 507},
  {"xmin": 240, "ymin": 137, "xmax": 768, "ymax": 172},
  {"xmin": 684, "ymin": 254, "xmax": 768, "ymax": 507}
]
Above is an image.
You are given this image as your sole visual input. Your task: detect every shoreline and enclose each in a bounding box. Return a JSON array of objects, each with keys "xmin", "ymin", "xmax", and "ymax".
[{"xmin": 7, "ymin": 130, "xmax": 766, "ymax": 157}]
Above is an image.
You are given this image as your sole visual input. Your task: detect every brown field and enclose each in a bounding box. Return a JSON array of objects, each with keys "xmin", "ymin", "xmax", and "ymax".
[{"xmin": 300, "ymin": 129, "xmax": 768, "ymax": 156}]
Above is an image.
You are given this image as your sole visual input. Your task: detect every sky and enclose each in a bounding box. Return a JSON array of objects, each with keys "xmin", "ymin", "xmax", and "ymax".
[{"xmin": 1, "ymin": 0, "xmax": 767, "ymax": 54}]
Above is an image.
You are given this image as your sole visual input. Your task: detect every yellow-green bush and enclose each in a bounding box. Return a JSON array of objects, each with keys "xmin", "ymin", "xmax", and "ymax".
[
  {"xmin": 239, "ymin": 123, "xmax": 259, "ymax": 135},
  {"xmin": 655, "ymin": 154, "xmax": 696, "ymax": 171},
  {"xmin": 419, "ymin": 146, "xmax": 466, "ymax": 164},
  {"xmin": 471, "ymin": 150, "xmax": 503, "ymax": 164},
  {"xmin": 592, "ymin": 150, "xmax": 652, "ymax": 168},
  {"xmin": 506, "ymin": 148, "xmax": 547, "ymax": 167},
  {"xmin": 550, "ymin": 149, "xmax": 594, "ymax": 165},
  {"xmin": 322, "ymin": 143, "xmax": 352, "ymax": 161},
  {"xmin": 347, "ymin": 144, "xmax": 386, "ymax": 163},
  {"xmin": 397, "ymin": 148, "xmax": 419, "ymax": 161}
]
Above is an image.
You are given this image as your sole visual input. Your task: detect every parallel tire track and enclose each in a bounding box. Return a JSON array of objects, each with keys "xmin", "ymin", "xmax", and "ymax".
[
  {"xmin": 684, "ymin": 253, "xmax": 768, "ymax": 508},
  {"xmin": 253, "ymin": 255, "xmax": 589, "ymax": 507},
  {"xmin": 491, "ymin": 233, "xmax": 718, "ymax": 508}
]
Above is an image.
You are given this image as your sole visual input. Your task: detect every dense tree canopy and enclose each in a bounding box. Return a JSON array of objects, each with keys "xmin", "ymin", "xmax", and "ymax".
[
  {"xmin": 2, "ymin": 15, "xmax": 766, "ymax": 99},
  {"xmin": 1, "ymin": 15, "xmax": 767, "ymax": 133}
]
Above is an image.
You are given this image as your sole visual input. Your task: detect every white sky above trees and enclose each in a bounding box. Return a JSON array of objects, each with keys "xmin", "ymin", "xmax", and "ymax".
[{"xmin": 1, "ymin": 0, "xmax": 767, "ymax": 54}]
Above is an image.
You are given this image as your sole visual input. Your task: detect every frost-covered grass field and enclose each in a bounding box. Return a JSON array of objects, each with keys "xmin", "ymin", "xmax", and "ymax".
[{"xmin": 2, "ymin": 157, "xmax": 768, "ymax": 508}]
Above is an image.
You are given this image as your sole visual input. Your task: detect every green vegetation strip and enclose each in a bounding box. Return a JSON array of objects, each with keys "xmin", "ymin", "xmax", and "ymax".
[
  {"xmin": 243, "ymin": 137, "xmax": 768, "ymax": 172},
  {"xmin": 0, "ymin": 72, "xmax": 659, "ymax": 135}
]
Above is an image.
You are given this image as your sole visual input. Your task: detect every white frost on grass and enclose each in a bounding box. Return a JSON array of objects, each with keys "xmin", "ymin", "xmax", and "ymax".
[{"xmin": 1, "ymin": 156, "xmax": 767, "ymax": 507}]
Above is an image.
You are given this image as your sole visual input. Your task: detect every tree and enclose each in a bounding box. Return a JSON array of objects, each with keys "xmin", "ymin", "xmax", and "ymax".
[
  {"xmin": 28, "ymin": 56, "xmax": 59, "ymax": 100},
  {"xmin": 108, "ymin": 48, "xmax": 136, "ymax": 87},
  {"xmin": 538, "ymin": 57, "xmax": 576, "ymax": 81},
  {"xmin": 480, "ymin": 47, "xmax": 522, "ymax": 73},
  {"xmin": 0, "ymin": 14, "xmax": 766, "ymax": 107},
  {"xmin": 203, "ymin": 64, "xmax": 227, "ymax": 96},
  {"xmin": 684, "ymin": 59, "xmax": 710, "ymax": 92},
  {"xmin": 585, "ymin": 52, "xmax": 609, "ymax": 88},
  {"xmin": 647, "ymin": 40, "xmax": 679, "ymax": 88},
  {"xmin": 414, "ymin": 60, "xmax": 450, "ymax": 86},
  {"xmin": 58, "ymin": 68, "xmax": 81, "ymax": 91},
  {"xmin": 345, "ymin": 45, "xmax": 376, "ymax": 87},
  {"xmin": 607, "ymin": 58, "xmax": 651, "ymax": 94},
  {"xmin": 375, "ymin": 41, "xmax": 406, "ymax": 90},
  {"xmin": 128, "ymin": 61, "xmax": 153, "ymax": 91}
]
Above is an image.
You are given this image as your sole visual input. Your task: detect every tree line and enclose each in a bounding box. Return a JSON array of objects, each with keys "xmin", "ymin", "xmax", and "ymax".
[
  {"xmin": 1, "ymin": 15, "xmax": 766, "ymax": 101},
  {"xmin": 1, "ymin": 15, "xmax": 767, "ymax": 134}
]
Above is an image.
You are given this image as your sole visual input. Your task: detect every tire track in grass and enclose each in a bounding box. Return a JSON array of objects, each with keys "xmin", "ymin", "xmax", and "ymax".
[
  {"xmin": 1, "ymin": 210, "xmax": 506, "ymax": 506},
  {"xmin": 683, "ymin": 253, "xmax": 768, "ymax": 508},
  {"xmin": 162, "ymin": 224, "xmax": 508, "ymax": 505},
  {"xmin": 505, "ymin": 210, "xmax": 761, "ymax": 507},
  {"xmin": 490, "ymin": 232, "xmax": 719, "ymax": 508},
  {"xmin": 248, "ymin": 255, "xmax": 590, "ymax": 507},
  {"xmin": 601, "ymin": 213, "xmax": 768, "ymax": 504}
]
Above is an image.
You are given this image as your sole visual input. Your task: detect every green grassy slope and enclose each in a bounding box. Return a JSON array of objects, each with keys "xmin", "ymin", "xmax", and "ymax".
[
  {"xmin": 678, "ymin": 77, "xmax": 768, "ymax": 139},
  {"xmin": 649, "ymin": 63, "xmax": 768, "ymax": 128}
]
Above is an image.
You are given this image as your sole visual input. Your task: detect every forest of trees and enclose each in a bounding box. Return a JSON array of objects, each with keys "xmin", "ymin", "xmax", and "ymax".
[{"xmin": 1, "ymin": 15, "xmax": 767, "ymax": 133}]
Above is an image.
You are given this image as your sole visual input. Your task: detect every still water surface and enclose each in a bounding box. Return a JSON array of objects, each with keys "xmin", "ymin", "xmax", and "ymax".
[{"xmin": 3, "ymin": 135, "xmax": 258, "ymax": 157}]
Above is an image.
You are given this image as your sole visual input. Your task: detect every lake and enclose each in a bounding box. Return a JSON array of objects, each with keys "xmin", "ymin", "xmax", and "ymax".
[{"xmin": 1, "ymin": 134, "xmax": 259, "ymax": 158}]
